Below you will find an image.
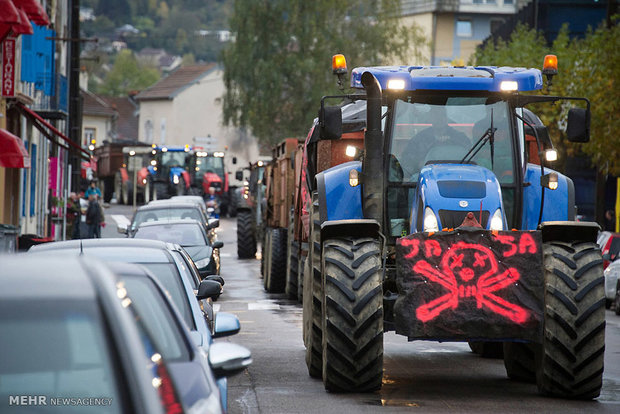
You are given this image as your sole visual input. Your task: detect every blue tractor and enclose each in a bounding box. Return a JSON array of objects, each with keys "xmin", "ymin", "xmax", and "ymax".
[
  {"xmin": 302, "ymin": 56, "xmax": 604, "ymax": 399},
  {"xmin": 147, "ymin": 146, "xmax": 191, "ymax": 199}
]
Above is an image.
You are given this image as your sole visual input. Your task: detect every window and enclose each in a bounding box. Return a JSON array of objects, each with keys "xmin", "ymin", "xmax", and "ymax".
[
  {"xmin": 456, "ymin": 20, "xmax": 472, "ymax": 37},
  {"xmin": 145, "ymin": 120, "xmax": 153, "ymax": 143},
  {"xmin": 83, "ymin": 127, "xmax": 95, "ymax": 148}
]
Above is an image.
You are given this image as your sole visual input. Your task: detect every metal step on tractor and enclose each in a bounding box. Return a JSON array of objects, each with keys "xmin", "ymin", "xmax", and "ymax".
[{"xmin": 302, "ymin": 54, "xmax": 605, "ymax": 399}]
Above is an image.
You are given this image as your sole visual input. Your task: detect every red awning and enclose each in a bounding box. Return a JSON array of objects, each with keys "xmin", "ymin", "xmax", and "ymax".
[
  {"xmin": 12, "ymin": 7, "xmax": 33, "ymax": 35},
  {"xmin": 0, "ymin": 128, "xmax": 30, "ymax": 168},
  {"xmin": 17, "ymin": 103, "xmax": 92, "ymax": 161},
  {"xmin": 0, "ymin": 0, "xmax": 20, "ymax": 25}
]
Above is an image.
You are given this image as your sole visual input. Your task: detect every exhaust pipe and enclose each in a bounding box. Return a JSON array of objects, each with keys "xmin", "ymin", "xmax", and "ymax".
[{"xmin": 361, "ymin": 72, "xmax": 384, "ymax": 228}]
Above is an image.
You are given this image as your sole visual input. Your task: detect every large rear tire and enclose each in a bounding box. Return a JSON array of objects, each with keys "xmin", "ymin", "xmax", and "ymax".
[
  {"xmin": 303, "ymin": 194, "xmax": 322, "ymax": 378},
  {"xmin": 265, "ymin": 228, "xmax": 286, "ymax": 293},
  {"xmin": 536, "ymin": 241, "xmax": 605, "ymax": 399},
  {"xmin": 297, "ymin": 243, "xmax": 308, "ymax": 303},
  {"xmin": 286, "ymin": 208, "xmax": 298, "ymax": 299},
  {"xmin": 321, "ymin": 236, "xmax": 383, "ymax": 392},
  {"xmin": 237, "ymin": 211, "xmax": 256, "ymax": 259}
]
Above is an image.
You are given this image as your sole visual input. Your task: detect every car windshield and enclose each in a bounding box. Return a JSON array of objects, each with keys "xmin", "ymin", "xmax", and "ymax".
[
  {"xmin": 139, "ymin": 263, "xmax": 195, "ymax": 330},
  {"xmin": 195, "ymin": 156, "xmax": 224, "ymax": 177},
  {"xmin": 133, "ymin": 208, "xmax": 203, "ymax": 227},
  {"xmin": 389, "ymin": 97, "xmax": 514, "ymax": 184},
  {"xmin": 135, "ymin": 223, "xmax": 205, "ymax": 246},
  {"xmin": 0, "ymin": 300, "xmax": 123, "ymax": 413},
  {"xmin": 123, "ymin": 276, "xmax": 190, "ymax": 362},
  {"xmin": 172, "ymin": 251, "xmax": 200, "ymax": 290}
]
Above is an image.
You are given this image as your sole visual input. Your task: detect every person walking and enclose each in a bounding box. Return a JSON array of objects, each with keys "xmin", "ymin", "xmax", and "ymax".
[
  {"xmin": 85, "ymin": 194, "xmax": 102, "ymax": 238},
  {"xmin": 85, "ymin": 180, "xmax": 102, "ymax": 200},
  {"xmin": 67, "ymin": 192, "xmax": 82, "ymax": 239}
]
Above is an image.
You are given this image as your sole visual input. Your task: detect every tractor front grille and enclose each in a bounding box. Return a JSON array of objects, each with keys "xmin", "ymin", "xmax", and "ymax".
[{"xmin": 438, "ymin": 209, "xmax": 489, "ymax": 229}]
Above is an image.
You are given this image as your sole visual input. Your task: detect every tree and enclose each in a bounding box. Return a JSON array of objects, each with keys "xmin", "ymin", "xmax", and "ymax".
[
  {"xmin": 472, "ymin": 22, "xmax": 620, "ymax": 175},
  {"xmin": 96, "ymin": 50, "xmax": 160, "ymax": 97},
  {"xmin": 222, "ymin": 0, "xmax": 427, "ymax": 145}
]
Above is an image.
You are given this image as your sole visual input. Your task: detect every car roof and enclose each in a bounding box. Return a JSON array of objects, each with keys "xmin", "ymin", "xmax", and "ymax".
[
  {"xmin": 30, "ymin": 239, "xmax": 184, "ymax": 263},
  {"xmin": 138, "ymin": 202, "xmax": 203, "ymax": 211},
  {"xmin": 136, "ymin": 219, "xmax": 203, "ymax": 229},
  {"xmin": 0, "ymin": 255, "xmax": 97, "ymax": 300}
]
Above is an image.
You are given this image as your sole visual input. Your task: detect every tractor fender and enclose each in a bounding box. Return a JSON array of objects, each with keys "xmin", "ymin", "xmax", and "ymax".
[
  {"xmin": 120, "ymin": 167, "xmax": 129, "ymax": 183},
  {"xmin": 147, "ymin": 165, "xmax": 156, "ymax": 176},
  {"xmin": 522, "ymin": 164, "xmax": 575, "ymax": 229},
  {"xmin": 181, "ymin": 170, "xmax": 190, "ymax": 189},
  {"xmin": 315, "ymin": 161, "xmax": 363, "ymax": 223},
  {"xmin": 320, "ymin": 219, "xmax": 381, "ymax": 244},
  {"xmin": 538, "ymin": 221, "xmax": 600, "ymax": 244}
]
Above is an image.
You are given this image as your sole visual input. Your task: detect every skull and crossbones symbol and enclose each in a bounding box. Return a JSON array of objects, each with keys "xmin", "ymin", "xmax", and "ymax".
[{"xmin": 412, "ymin": 241, "xmax": 528, "ymax": 324}]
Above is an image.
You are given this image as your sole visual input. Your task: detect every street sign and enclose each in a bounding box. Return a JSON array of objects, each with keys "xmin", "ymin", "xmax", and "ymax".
[
  {"xmin": 193, "ymin": 136, "xmax": 218, "ymax": 151},
  {"xmin": 128, "ymin": 156, "xmax": 143, "ymax": 171}
]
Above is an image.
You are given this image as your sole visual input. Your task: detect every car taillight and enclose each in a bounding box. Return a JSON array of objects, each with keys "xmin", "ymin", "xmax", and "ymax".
[{"xmin": 155, "ymin": 363, "xmax": 184, "ymax": 414}]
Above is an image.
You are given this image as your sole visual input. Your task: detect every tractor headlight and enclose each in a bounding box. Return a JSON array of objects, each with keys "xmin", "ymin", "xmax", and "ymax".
[
  {"xmin": 489, "ymin": 209, "xmax": 504, "ymax": 231},
  {"xmin": 173, "ymin": 175, "xmax": 180, "ymax": 184},
  {"xmin": 544, "ymin": 149, "xmax": 558, "ymax": 162},
  {"xmin": 195, "ymin": 257, "xmax": 211, "ymax": 269},
  {"xmin": 142, "ymin": 178, "xmax": 147, "ymax": 184},
  {"xmin": 150, "ymin": 160, "xmax": 157, "ymax": 166},
  {"xmin": 423, "ymin": 207, "xmax": 439, "ymax": 232},
  {"xmin": 345, "ymin": 145, "xmax": 357, "ymax": 158},
  {"xmin": 349, "ymin": 169, "xmax": 360, "ymax": 187}
]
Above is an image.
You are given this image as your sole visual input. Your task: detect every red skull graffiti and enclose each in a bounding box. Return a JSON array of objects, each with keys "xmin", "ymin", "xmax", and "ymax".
[{"xmin": 412, "ymin": 241, "xmax": 528, "ymax": 324}]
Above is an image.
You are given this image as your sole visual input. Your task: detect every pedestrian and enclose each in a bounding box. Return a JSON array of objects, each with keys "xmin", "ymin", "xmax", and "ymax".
[
  {"xmin": 85, "ymin": 179, "xmax": 102, "ymax": 200},
  {"xmin": 67, "ymin": 192, "xmax": 82, "ymax": 239},
  {"xmin": 85, "ymin": 194, "xmax": 102, "ymax": 238},
  {"xmin": 205, "ymin": 186, "xmax": 221, "ymax": 218}
]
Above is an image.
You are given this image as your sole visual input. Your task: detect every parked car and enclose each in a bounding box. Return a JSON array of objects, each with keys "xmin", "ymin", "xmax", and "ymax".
[
  {"xmin": 133, "ymin": 219, "xmax": 223, "ymax": 276},
  {"xmin": 0, "ymin": 255, "xmax": 166, "ymax": 414},
  {"xmin": 108, "ymin": 262, "xmax": 250, "ymax": 413},
  {"xmin": 597, "ymin": 231, "xmax": 620, "ymax": 269},
  {"xmin": 30, "ymin": 239, "xmax": 238, "ymax": 410},
  {"xmin": 604, "ymin": 258, "xmax": 620, "ymax": 309},
  {"xmin": 119, "ymin": 201, "xmax": 218, "ymax": 237}
]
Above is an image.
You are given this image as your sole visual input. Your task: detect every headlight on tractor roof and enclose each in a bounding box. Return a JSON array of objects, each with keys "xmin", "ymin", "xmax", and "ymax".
[
  {"xmin": 387, "ymin": 79, "xmax": 405, "ymax": 90},
  {"xmin": 345, "ymin": 145, "xmax": 357, "ymax": 158},
  {"xmin": 500, "ymin": 81, "xmax": 518, "ymax": 91}
]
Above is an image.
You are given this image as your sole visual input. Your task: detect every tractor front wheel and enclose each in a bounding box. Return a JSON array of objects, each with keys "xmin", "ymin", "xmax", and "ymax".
[
  {"xmin": 537, "ymin": 241, "xmax": 605, "ymax": 399},
  {"xmin": 321, "ymin": 237, "xmax": 383, "ymax": 392},
  {"xmin": 264, "ymin": 228, "xmax": 286, "ymax": 293}
]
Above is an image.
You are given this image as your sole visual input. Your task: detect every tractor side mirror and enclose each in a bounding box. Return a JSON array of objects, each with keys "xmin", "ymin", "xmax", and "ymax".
[
  {"xmin": 235, "ymin": 170, "xmax": 243, "ymax": 181},
  {"xmin": 319, "ymin": 105, "xmax": 342, "ymax": 140},
  {"xmin": 232, "ymin": 157, "xmax": 237, "ymax": 164},
  {"xmin": 566, "ymin": 108, "xmax": 589, "ymax": 143}
]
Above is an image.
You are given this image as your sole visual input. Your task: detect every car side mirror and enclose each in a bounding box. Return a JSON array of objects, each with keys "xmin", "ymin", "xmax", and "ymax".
[
  {"xmin": 208, "ymin": 342, "xmax": 252, "ymax": 378},
  {"xmin": 235, "ymin": 170, "xmax": 243, "ymax": 181},
  {"xmin": 117, "ymin": 224, "xmax": 128, "ymax": 235},
  {"xmin": 212, "ymin": 241, "xmax": 224, "ymax": 249},
  {"xmin": 213, "ymin": 312, "xmax": 240, "ymax": 338},
  {"xmin": 207, "ymin": 218, "xmax": 219, "ymax": 229},
  {"xmin": 196, "ymin": 279, "xmax": 222, "ymax": 300},
  {"xmin": 566, "ymin": 107, "xmax": 589, "ymax": 143},
  {"xmin": 205, "ymin": 275, "xmax": 225, "ymax": 286},
  {"xmin": 319, "ymin": 105, "xmax": 342, "ymax": 140}
]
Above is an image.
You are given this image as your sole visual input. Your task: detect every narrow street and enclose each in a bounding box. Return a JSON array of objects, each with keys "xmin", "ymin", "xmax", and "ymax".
[{"xmin": 103, "ymin": 204, "xmax": 620, "ymax": 414}]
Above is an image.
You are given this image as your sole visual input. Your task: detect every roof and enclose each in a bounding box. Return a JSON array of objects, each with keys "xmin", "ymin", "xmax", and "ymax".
[
  {"xmin": 102, "ymin": 96, "xmax": 139, "ymax": 140},
  {"xmin": 136, "ymin": 64, "xmax": 217, "ymax": 101},
  {"xmin": 350, "ymin": 66, "xmax": 543, "ymax": 92},
  {"xmin": 81, "ymin": 89, "xmax": 117, "ymax": 117},
  {"xmin": 0, "ymin": 256, "xmax": 96, "ymax": 300}
]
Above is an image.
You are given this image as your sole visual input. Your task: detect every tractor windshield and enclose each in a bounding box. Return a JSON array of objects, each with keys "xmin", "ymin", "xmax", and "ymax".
[
  {"xmin": 389, "ymin": 97, "xmax": 514, "ymax": 185},
  {"xmin": 160, "ymin": 151, "xmax": 186, "ymax": 167},
  {"xmin": 195, "ymin": 156, "xmax": 225, "ymax": 178}
]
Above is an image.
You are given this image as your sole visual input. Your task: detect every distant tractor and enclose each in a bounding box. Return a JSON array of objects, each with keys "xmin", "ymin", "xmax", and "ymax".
[
  {"xmin": 186, "ymin": 149, "xmax": 237, "ymax": 216},
  {"xmin": 94, "ymin": 142, "xmax": 151, "ymax": 204},
  {"xmin": 147, "ymin": 146, "xmax": 191, "ymax": 199},
  {"xmin": 301, "ymin": 54, "xmax": 604, "ymax": 399}
]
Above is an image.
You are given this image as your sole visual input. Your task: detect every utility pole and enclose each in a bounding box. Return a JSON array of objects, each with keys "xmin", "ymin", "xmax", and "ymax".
[{"xmin": 68, "ymin": 0, "xmax": 82, "ymax": 192}]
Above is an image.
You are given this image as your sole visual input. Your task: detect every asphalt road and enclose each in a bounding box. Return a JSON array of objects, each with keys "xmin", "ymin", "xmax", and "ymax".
[{"xmin": 103, "ymin": 203, "xmax": 620, "ymax": 414}]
